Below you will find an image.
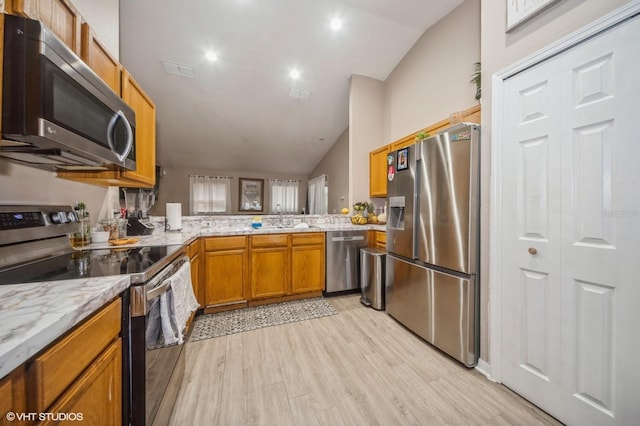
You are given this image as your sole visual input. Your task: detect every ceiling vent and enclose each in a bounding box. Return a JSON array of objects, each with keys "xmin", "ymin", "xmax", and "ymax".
[
  {"xmin": 162, "ymin": 60, "xmax": 194, "ymax": 78},
  {"xmin": 289, "ymin": 88, "xmax": 311, "ymax": 100}
]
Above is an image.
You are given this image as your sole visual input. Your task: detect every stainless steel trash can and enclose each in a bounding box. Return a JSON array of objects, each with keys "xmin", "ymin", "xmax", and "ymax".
[{"xmin": 360, "ymin": 247, "xmax": 386, "ymax": 310}]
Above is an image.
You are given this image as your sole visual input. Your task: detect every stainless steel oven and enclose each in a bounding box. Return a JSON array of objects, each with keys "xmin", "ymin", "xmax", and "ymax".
[
  {"xmin": 0, "ymin": 205, "xmax": 194, "ymax": 425},
  {"xmin": 129, "ymin": 251, "xmax": 190, "ymax": 426}
]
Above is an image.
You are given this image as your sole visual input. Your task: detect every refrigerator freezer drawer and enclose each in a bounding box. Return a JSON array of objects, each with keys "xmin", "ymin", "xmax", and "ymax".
[{"xmin": 385, "ymin": 254, "xmax": 478, "ymax": 366}]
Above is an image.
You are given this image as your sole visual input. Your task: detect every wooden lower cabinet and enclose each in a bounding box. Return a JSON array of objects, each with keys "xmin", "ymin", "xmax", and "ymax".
[
  {"xmin": 204, "ymin": 236, "xmax": 249, "ymax": 307},
  {"xmin": 291, "ymin": 233, "xmax": 325, "ymax": 294},
  {"xmin": 44, "ymin": 339, "xmax": 121, "ymax": 426},
  {"xmin": 368, "ymin": 230, "xmax": 386, "ymax": 249},
  {"xmin": 188, "ymin": 239, "xmax": 204, "ymax": 308},
  {"xmin": 250, "ymin": 234, "xmax": 289, "ymax": 299},
  {"xmin": 0, "ymin": 297, "xmax": 122, "ymax": 426},
  {"xmin": 200, "ymin": 232, "xmax": 326, "ymax": 310},
  {"xmin": 0, "ymin": 366, "xmax": 26, "ymax": 424}
]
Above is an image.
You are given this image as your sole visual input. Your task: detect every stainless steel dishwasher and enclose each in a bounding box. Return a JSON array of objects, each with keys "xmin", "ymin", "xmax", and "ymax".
[{"xmin": 325, "ymin": 230, "xmax": 368, "ymax": 294}]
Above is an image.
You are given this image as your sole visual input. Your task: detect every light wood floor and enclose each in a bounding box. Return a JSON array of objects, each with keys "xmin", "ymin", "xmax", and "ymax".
[{"xmin": 170, "ymin": 295, "xmax": 561, "ymax": 425}]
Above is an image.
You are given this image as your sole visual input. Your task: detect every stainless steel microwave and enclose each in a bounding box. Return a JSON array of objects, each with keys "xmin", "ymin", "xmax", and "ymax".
[{"xmin": 1, "ymin": 14, "xmax": 136, "ymax": 171}]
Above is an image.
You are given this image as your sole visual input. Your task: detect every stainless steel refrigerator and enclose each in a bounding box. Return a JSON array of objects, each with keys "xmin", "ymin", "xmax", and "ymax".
[{"xmin": 385, "ymin": 123, "xmax": 480, "ymax": 367}]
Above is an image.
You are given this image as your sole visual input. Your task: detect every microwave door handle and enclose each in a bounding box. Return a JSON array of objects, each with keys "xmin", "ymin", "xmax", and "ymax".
[{"xmin": 107, "ymin": 110, "xmax": 134, "ymax": 162}]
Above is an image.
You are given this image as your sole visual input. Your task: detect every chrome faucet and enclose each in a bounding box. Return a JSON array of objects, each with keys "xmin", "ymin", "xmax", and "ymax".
[{"xmin": 275, "ymin": 203, "xmax": 283, "ymax": 226}]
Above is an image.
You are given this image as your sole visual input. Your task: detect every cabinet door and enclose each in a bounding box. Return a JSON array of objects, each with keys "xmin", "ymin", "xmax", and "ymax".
[
  {"xmin": 81, "ymin": 22, "xmax": 121, "ymax": 95},
  {"xmin": 45, "ymin": 339, "xmax": 122, "ymax": 426},
  {"xmin": 121, "ymin": 71, "xmax": 156, "ymax": 187},
  {"xmin": 291, "ymin": 244, "xmax": 325, "ymax": 294},
  {"xmin": 13, "ymin": 0, "xmax": 82, "ymax": 54},
  {"xmin": 369, "ymin": 145, "xmax": 390, "ymax": 198},
  {"xmin": 375, "ymin": 231, "xmax": 386, "ymax": 249},
  {"xmin": 189, "ymin": 240, "xmax": 204, "ymax": 308},
  {"xmin": 251, "ymin": 247, "xmax": 288, "ymax": 299},
  {"xmin": 205, "ymin": 249, "xmax": 248, "ymax": 306},
  {"xmin": 0, "ymin": 366, "xmax": 26, "ymax": 422}
]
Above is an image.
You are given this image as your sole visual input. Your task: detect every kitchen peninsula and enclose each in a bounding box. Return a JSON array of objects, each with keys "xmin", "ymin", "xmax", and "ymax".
[{"xmin": 0, "ymin": 214, "xmax": 385, "ymax": 386}]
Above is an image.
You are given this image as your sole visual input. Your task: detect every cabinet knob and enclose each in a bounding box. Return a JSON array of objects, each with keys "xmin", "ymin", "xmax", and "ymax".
[{"xmin": 528, "ymin": 247, "xmax": 538, "ymax": 255}]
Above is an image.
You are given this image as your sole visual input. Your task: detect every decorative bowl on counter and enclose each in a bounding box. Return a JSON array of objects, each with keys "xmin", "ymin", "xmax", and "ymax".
[{"xmin": 350, "ymin": 215, "xmax": 368, "ymax": 225}]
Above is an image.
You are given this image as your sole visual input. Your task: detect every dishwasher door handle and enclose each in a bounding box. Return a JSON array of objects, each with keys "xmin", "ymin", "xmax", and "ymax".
[{"xmin": 331, "ymin": 236, "xmax": 365, "ymax": 242}]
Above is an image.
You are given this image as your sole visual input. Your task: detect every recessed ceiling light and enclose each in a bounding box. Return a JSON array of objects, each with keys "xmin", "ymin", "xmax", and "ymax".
[
  {"xmin": 289, "ymin": 69, "xmax": 301, "ymax": 79},
  {"xmin": 206, "ymin": 51, "xmax": 218, "ymax": 62},
  {"xmin": 330, "ymin": 17, "xmax": 342, "ymax": 31}
]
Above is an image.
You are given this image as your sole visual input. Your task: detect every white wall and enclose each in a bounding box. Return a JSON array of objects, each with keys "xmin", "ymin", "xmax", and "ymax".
[
  {"xmin": 384, "ymin": 0, "xmax": 481, "ymax": 143},
  {"xmin": 152, "ymin": 168, "xmax": 308, "ymax": 216},
  {"xmin": 349, "ymin": 75, "xmax": 385, "ymax": 206},
  {"xmin": 309, "ymin": 127, "xmax": 350, "ymax": 214},
  {"xmin": 0, "ymin": 161, "xmax": 112, "ymax": 222},
  {"xmin": 72, "ymin": 0, "xmax": 119, "ymax": 58}
]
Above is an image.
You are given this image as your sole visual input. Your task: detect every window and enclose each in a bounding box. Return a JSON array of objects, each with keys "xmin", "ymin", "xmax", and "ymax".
[
  {"xmin": 269, "ymin": 179, "xmax": 299, "ymax": 213},
  {"xmin": 307, "ymin": 174, "xmax": 328, "ymax": 214},
  {"xmin": 189, "ymin": 175, "xmax": 231, "ymax": 214}
]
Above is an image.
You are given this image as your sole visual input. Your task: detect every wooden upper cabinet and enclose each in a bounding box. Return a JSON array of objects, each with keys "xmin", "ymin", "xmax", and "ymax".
[
  {"xmin": 369, "ymin": 145, "xmax": 390, "ymax": 198},
  {"xmin": 370, "ymin": 105, "xmax": 482, "ymax": 197},
  {"xmin": 81, "ymin": 22, "xmax": 121, "ymax": 96},
  {"xmin": 12, "ymin": 0, "xmax": 82, "ymax": 55},
  {"xmin": 120, "ymin": 70, "xmax": 156, "ymax": 187}
]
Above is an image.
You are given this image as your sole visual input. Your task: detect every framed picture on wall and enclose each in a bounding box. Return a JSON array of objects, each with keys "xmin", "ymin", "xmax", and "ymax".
[
  {"xmin": 239, "ymin": 178, "xmax": 264, "ymax": 212},
  {"xmin": 506, "ymin": 0, "xmax": 561, "ymax": 32}
]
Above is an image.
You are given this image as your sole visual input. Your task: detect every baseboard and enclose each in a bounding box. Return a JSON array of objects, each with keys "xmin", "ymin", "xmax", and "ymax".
[{"xmin": 475, "ymin": 358, "xmax": 495, "ymax": 382}]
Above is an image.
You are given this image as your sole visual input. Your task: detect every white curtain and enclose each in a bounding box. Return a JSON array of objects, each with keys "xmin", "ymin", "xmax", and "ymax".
[
  {"xmin": 189, "ymin": 175, "xmax": 231, "ymax": 214},
  {"xmin": 307, "ymin": 174, "xmax": 327, "ymax": 214},
  {"xmin": 269, "ymin": 179, "xmax": 299, "ymax": 213}
]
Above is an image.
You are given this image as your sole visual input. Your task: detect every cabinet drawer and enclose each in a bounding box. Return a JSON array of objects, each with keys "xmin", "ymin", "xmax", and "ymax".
[
  {"xmin": 29, "ymin": 298, "xmax": 121, "ymax": 412},
  {"xmin": 251, "ymin": 234, "xmax": 288, "ymax": 248},
  {"xmin": 291, "ymin": 232, "xmax": 324, "ymax": 246},
  {"xmin": 204, "ymin": 236, "xmax": 247, "ymax": 251},
  {"xmin": 375, "ymin": 231, "xmax": 386, "ymax": 244}
]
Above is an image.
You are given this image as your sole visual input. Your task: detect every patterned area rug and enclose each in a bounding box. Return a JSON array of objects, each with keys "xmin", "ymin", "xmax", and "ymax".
[{"xmin": 190, "ymin": 297, "xmax": 338, "ymax": 342}]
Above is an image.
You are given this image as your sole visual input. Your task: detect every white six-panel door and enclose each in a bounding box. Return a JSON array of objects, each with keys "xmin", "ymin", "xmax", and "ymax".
[{"xmin": 499, "ymin": 13, "xmax": 640, "ymax": 425}]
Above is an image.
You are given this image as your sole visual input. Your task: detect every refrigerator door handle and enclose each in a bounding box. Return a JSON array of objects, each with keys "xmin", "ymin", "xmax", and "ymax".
[{"xmin": 413, "ymin": 156, "xmax": 422, "ymax": 260}]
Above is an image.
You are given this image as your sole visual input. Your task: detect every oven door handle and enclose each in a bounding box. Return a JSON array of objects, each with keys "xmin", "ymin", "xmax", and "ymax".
[{"xmin": 147, "ymin": 280, "xmax": 171, "ymax": 301}]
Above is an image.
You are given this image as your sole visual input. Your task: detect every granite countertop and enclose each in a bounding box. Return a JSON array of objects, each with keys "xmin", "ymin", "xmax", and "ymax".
[
  {"xmin": 84, "ymin": 223, "xmax": 387, "ymax": 250},
  {"xmin": 0, "ymin": 275, "xmax": 130, "ymax": 379},
  {"xmin": 0, "ymin": 223, "xmax": 387, "ymax": 379}
]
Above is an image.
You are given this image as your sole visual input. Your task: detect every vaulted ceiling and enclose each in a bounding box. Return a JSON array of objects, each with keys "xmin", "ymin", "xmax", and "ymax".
[{"xmin": 119, "ymin": 0, "xmax": 464, "ymax": 175}]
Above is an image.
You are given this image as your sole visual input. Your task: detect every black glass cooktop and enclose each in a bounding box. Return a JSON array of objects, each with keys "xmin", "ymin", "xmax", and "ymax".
[{"xmin": 0, "ymin": 245, "xmax": 179, "ymax": 285}]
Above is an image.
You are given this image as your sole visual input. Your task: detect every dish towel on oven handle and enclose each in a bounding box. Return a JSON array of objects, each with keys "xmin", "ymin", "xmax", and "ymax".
[{"xmin": 159, "ymin": 258, "xmax": 199, "ymax": 345}]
